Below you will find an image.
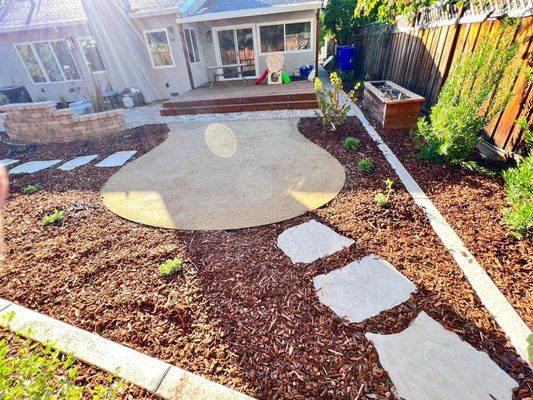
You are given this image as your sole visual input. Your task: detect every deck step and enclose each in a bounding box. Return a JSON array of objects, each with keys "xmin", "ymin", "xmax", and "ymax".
[
  {"xmin": 160, "ymin": 100, "xmax": 318, "ymax": 116},
  {"xmin": 162, "ymin": 92, "xmax": 317, "ymax": 109}
]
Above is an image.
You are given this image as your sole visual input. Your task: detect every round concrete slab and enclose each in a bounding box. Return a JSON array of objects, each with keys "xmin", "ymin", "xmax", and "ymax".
[{"xmin": 101, "ymin": 119, "xmax": 345, "ymax": 230}]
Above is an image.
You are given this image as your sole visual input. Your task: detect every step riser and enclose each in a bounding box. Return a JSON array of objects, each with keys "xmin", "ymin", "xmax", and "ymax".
[
  {"xmin": 162, "ymin": 93, "xmax": 317, "ymax": 109},
  {"xmin": 160, "ymin": 101, "xmax": 318, "ymax": 116}
]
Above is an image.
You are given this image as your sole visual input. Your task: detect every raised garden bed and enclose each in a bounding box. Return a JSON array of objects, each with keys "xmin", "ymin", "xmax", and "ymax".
[
  {"xmin": 363, "ymin": 81, "xmax": 425, "ymax": 129},
  {"xmin": 0, "ymin": 118, "xmax": 530, "ymax": 399}
]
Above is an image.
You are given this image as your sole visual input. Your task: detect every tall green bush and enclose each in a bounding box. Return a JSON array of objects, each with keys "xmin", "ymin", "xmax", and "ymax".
[
  {"xmin": 415, "ymin": 20, "xmax": 521, "ymax": 166},
  {"xmin": 314, "ymin": 72, "xmax": 351, "ymax": 131}
]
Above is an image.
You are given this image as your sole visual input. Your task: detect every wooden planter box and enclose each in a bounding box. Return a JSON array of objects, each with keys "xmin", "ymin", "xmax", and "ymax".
[{"xmin": 363, "ymin": 80, "xmax": 425, "ymax": 129}]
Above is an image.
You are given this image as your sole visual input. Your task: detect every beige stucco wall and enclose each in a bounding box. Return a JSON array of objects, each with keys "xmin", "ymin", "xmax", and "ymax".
[{"xmin": 0, "ymin": 23, "xmax": 111, "ymax": 104}]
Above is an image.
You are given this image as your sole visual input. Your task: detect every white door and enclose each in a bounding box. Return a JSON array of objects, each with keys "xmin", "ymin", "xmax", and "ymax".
[{"xmin": 214, "ymin": 25, "xmax": 258, "ymax": 80}]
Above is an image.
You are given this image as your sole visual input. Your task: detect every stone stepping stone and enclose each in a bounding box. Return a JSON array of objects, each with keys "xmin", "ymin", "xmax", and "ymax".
[
  {"xmin": 277, "ymin": 219, "xmax": 354, "ymax": 264},
  {"xmin": 58, "ymin": 155, "xmax": 98, "ymax": 171},
  {"xmin": 9, "ymin": 160, "xmax": 62, "ymax": 174},
  {"xmin": 0, "ymin": 159, "xmax": 19, "ymax": 167},
  {"xmin": 313, "ymin": 254, "xmax": 417, "ymax": 323},
  {"xmin": 366, "ymin": 312, "xmax": 518, "ymax": 400},
  {"xmin": 95, "ymin": 151, "xmax": 137, "ymax": 168}
]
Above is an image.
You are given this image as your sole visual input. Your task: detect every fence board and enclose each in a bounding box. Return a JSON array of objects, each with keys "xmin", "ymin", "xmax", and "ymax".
[{"xmin": 349, "ymin": 15, "xmax": 533, "ymax": 152}]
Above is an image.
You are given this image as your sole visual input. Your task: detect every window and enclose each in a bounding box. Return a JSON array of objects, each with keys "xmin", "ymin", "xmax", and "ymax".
[
  {"xmin": 259, "ymin": 21, "xmax": 312, "ymax": 53},
  {"xmin": 145, "ymin": 29, "xmax": 174, "ymax": 68},
  {"xmin": 15, "ymin": 40, "xmax": 80, "ymax": 84},
  {"xmin": 184, "ymin": 28, "xmax": 200, "ymax": 63},
  {"xmin": 79, "ymin": 37, "xmax": 106, "ymax": 73}
]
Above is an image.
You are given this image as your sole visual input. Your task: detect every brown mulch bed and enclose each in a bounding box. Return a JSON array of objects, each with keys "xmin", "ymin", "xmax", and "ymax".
[
  {"xmin": 369, "ymin": 124, "xmax": 532, "ymax": 328},
  {"xmin": 0, "ymin": 328, "xmax": 157, "ymax": 399},
  {"xmin": 0, "ymin": 118, "xmax": 531, "ymax": 399}
]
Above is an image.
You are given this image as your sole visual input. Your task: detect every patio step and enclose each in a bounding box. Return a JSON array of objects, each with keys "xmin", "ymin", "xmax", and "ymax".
[
  {"xmin": 160, "ymin": 100, "xmax": 318, "ymax": 116},
  {"xmin": 162, "ymin": 92, "xmax": 317, "ymax": 109}
]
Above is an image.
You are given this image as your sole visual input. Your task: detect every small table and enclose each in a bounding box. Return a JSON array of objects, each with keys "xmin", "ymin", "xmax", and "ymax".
[{"xmin": 206, "ymin": 64, "xmax": 251, "ymax": 87}]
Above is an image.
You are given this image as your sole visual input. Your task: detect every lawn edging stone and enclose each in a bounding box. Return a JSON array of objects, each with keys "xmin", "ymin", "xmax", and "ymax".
[{"xmin": 0, "ymin": 300, "xmax": 254, "ymax": 400}]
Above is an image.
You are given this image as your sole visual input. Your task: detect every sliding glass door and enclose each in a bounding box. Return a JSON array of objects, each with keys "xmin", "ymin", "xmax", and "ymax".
[{"xmin": 215, "ymin": 26, "xmax": 257, "ymax": 79}]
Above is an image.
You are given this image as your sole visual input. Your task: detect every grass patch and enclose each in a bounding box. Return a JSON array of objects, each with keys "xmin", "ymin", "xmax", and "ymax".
[
  {"xmin": 158, "ymin": 258, "xmax": 183, "ymax": 277},
  {"xmin": 42, "ymin": 210, "xmax": 65, "ymax": 226},
  {"xmin": 342, "ymin": 137, "xmax": 360, "ymax": 151},
  {"xmin": 358, "ymin": 158, "xmax": 374, "ymax": 173},
  {"xmin": 23, "ymin": 183, "xmax": 42, "ymax": 195}
]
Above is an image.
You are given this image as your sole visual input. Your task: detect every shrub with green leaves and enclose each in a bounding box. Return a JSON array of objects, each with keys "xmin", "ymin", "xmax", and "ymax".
[
  {"xmin": 415, "ymin": 20, "xmax": 520, "ymax": 166},
  {"xmin": 0, "ymin": 93, "xmax": 9, "ymax": 106},
  {"xmin": 342, "ymin": 136, "xmax": 360, "ymax": 151},
  {"xmin": 502, "ymin": 154, "xmax": 532, "ymax": 239},
  {"xmin": 374, "ymin": 179, "xmax": 394, "ymax": 207},
  {"xmin": 358, "ymin": 158, "xmax": 374, "ymax": 173},
  {"xmin": 42, "ymin": 210, "xmax": 65, "ymax": 226},
  {"xmin": 23, "ymin": 183, "xmax": 42, "ymax": 194},
  {"xmin": 159, "ymin": 258, "xmax": 183, "ymax": 276},
  {"xmin": 314, "ymin": 72, "xmax": 352, "ymax": 131},
  {"xmin": 0, "ymin": 315, "xmax": 124, "ymax": 399}
]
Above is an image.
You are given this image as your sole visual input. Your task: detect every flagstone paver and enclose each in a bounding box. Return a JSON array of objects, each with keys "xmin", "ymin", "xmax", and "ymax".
[
  {"xmin": 59, "ymin": 155, "xmax": 99, "ymax": 171},
  {"xmin": 0, "ymin": 159, "xmax": 19, "ymax": 167},
  {"xmin": 277, "ymin": 219, "xmax": 354, "ymax": 264},
  {"xmin": 313, "ymin": 255, "xmax": 417, "ymax": 323},
  {"xmin": 9, "ymin": 160, "xmax": 62, "ymax": 174},
  {"xmin": 366, "ymin": 312, "xmax": 518, "ymax": 400},
  {"xmin": 95, "ymin": 151, "xmax": 136, "ymax": 168}
]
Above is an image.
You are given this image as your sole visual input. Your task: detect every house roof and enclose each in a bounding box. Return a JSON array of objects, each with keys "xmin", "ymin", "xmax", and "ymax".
[
  {"xmin": 189, "ymin": 0, "xmax": 321, "ymax": 16},
  {"xmin": 0, "ymin": 0, "xmax": 86, "ymax": 30},
  {"xmin": 129, "ymin": 0, "xmax": 187, "ymax": 13}
]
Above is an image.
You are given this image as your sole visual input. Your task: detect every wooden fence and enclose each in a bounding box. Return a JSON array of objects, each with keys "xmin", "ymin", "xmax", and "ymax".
[{"xmin": 350, "ymin": 10, "xmax": 532, "ymax": 153}]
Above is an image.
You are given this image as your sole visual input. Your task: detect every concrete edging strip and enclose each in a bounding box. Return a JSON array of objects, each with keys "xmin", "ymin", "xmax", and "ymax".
[
  {"xmin": 347, "ymin": 100, "xmax": 531, "ymax": 362},
  {"xmin": 0, "ymin": 300, "xmax": 253, "ymax": 400}
]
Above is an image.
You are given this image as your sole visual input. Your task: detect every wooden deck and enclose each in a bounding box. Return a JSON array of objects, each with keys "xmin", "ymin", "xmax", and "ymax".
[{"xmin": 161, "ymin": 80, "xmax": 317, "ymax": 116}]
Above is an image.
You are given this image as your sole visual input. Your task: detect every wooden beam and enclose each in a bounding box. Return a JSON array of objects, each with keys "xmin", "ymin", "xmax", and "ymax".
[
  {"xmin": 178, "ymin": 23, "xmax": 195, "ymax": 90},
  {"xmin": 314, "ymin": 8, "xmax": 320, "ymax": 77}
]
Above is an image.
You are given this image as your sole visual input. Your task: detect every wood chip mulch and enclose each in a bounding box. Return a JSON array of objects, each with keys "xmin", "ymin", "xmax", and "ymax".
[{"xmin": 0, "ymin": 118, "xmax": 531, "ymax": 399}]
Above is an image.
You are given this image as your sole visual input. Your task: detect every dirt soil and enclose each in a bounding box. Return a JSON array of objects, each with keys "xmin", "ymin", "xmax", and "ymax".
[{"xmin": 0, "ymin": 119, "xmax": 531, "ymax": 399}]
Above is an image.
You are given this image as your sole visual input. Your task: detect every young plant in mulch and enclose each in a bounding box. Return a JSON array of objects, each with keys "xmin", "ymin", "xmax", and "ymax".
[
  {"xmin": 358, "ymin": 158, "xmax": 374, "ymax": 173},
  {"xmin": 0, "ymin": 312, "xmax": 125, "ymax": 399},
  {"xmin": 342, "ymin": 136, "xmax": 360, "ymax": 151},
  {"xmin": 23, "ymin": 183, "xmax": 42, "ymax": 194},
  {"xmin": 42, "ymin": 210, "xmax": 65, "ymax": 226},
  {"xmin": 415, "ymin": 19, "xmax": 521, "ymax": 172},
  {"xmin": 502, "ymin": 154, "xmax": 532, "ymax": 239},
  {"xmin": 158, "ymin": 258, "xmax": 183, "ymax": 277},
  {"xmin": 374, "ymin": 179, "xmax": 394, "ymax": 208},
  {"xmin": 314, "ymin": 72, "xmax": 353, "ymax": 131}
]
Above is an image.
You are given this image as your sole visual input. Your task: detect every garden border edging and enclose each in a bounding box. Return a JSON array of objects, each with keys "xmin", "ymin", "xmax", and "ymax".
[{"xmin": 0, "ymin": 299, "xmax": 254, "ymax": 400}]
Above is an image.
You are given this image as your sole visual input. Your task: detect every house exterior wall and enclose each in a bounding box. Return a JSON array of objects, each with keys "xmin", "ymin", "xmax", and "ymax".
[
  {"xmin": 0, "ymin": 24, "xmax": 110, "ymax": 104},
  {"xmin": 191, "ymin": 9, "xmax": 317, "ymax": 83}
]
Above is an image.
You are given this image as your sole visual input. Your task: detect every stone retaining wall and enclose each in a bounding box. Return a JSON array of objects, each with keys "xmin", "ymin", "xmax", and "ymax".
[{"xmin": 0, "ymin": 101, "xmax": 126, "ymax": 143}]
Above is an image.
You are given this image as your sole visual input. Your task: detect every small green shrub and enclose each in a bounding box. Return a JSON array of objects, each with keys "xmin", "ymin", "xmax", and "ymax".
[
  {"xmin": 358, "ymin": 158, "xmax": 374, "ymax": 173},
  {"xmin": 0, "ymin": 324, "xmax": 125, "ymax": 398},
  {"xmin": 158, "ymin": 258, "xmax": 183, "ymax": 276},
  {"xmin": 502, "ymin": 154, "xmax": 532, "ymax": 239},
  {"xmin": 342, "ymin": 136, "xmax": 360, "ymax": 151},
  {"xmin": 314, "ymin": 72, "xmax": 352, "ymax": 131},
  {"xmin": 43, "ymin": 210, "xmax": 65, "ymax": 226},
  {"xmin": 415, "ymin": 20, "xmax": 520, "ymax": 167},
  {"xmin": 23, "ymin": 183, "xmax": 42, "ymax": 194},
  {"xmin": 516, "ymin": 116, "xmax": 532, "ymax": 150},
  {"xmin": 374, "ymin": 179, "xmax": 394, "ymax": 207},
  {"xmin": 0, "ymin": 93, "xmax": 9, "ymax": 106}
]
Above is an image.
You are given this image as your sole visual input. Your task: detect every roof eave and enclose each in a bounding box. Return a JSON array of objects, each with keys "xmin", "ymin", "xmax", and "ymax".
[
  {"xmin": 128, "ymin": 6, "xmax": 183, "ymax": 19},
  {"xmin": 176, "ymin": 2, "xmax": 322, "ymax": 23},
  {"xmin": 0, "ymin": 18, "xmax": 88, "ymax": 34}
]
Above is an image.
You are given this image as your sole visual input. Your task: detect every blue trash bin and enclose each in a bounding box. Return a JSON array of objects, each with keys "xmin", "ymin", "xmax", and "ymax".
[{"xmin": 336, "ymin": 46, "xmax": 356, "ymax": 71}]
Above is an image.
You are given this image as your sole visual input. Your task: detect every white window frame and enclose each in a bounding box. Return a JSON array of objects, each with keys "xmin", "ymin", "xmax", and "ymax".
[
  {"xmin": 257, "ymin": 18, "xmax": 314, "ymax": 56},
  {"xmin": 212, "ymin": 23, "xmax": 259, "ymax": 80},
  {"xmin": 184, "ymin": 28, "xmax": 201, "ymax": 64},
  {"xmin": 77, "ymin": 36, "xmax": 106, "ymax": 74},
  {"xmin": 14, "ymin": 39, "xmax": 82, "ymax": 85},
  {"xmin": 143, "ymin": 28, "xmax": 175, "ymax": 69}
]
